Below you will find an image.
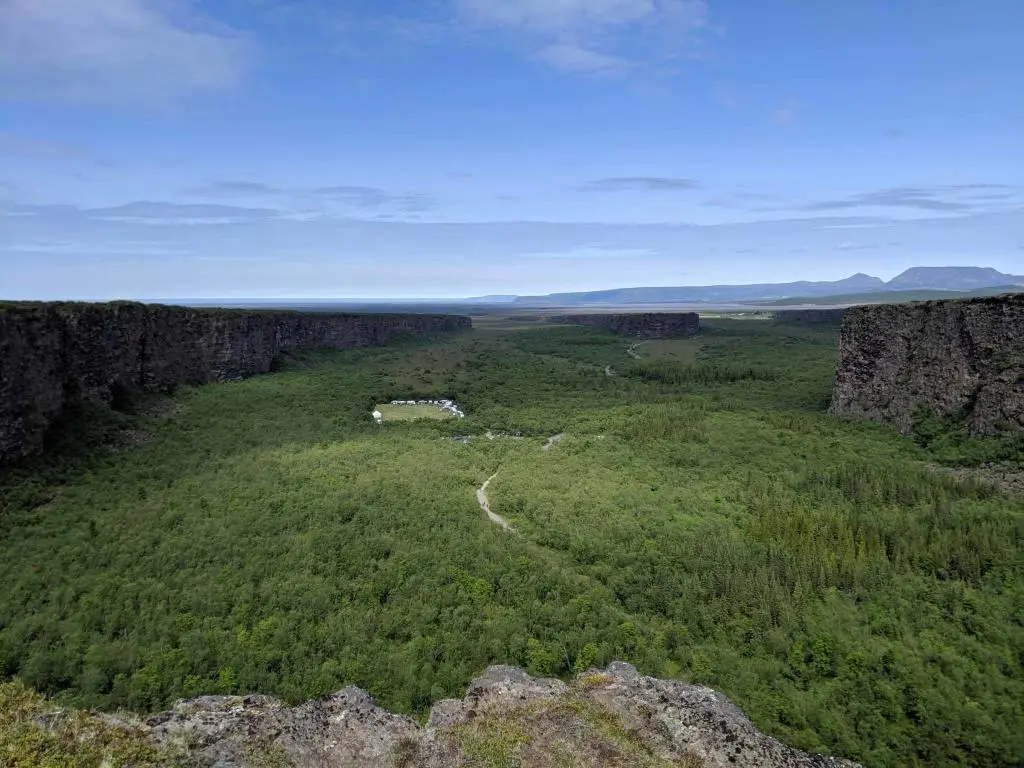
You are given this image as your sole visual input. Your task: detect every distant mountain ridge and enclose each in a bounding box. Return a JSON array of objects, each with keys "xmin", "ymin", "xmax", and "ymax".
[
  {"xmin": 463, "ymin": 294, "xmax": 518, "ymax": 303},
  {"xmin": 886, "ymin": 266, "xmax": 1023, "ymax": 290},
  {"xmin": 510, "ymin": 266, "xmax": 1024, "ymax": 306}
]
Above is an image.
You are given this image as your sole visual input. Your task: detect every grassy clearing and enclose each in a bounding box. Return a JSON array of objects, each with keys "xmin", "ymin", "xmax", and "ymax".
[
  {"xmin": 628, "ymin": 339, "xmax": 701, "ymax": 363},
  {"xmin": 0, "ymin": 320, "xmax": 1021, "ymax": 767},
  {"xmin": 376, "ymin": 404, "xmax": 455, "ymax": 422}
]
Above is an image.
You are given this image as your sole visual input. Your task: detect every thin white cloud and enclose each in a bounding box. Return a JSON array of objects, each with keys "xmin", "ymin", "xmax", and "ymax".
[
  {"xmin": 0, "ymin": 0, "xmax": 251, "ymax": 104},
  {"xmin": 584, "ymin": 177, "xmax": 700, "ymax": 192},
  {"xmin": 521, "ymin": 244, "xmax": 657, "ymax": 259},
  {"xmin": 458, "ymin": 0, "xmax": 658, "ymax": 31},
  {"xmin": 82, "ymin": 201, "xmax": 279, "ymax": 226},
  {"xmin": 183, "ymin": 181, "xmax": 436, "ymax": 215},
  {"xmin": 7, "ymin": 240, "xmax": 191, "ymax": 256},
  {"xmin": 536, "ymin": 43, "xmax": 632, "ymax": 73},
  {"xmin": 770, "ymin": 101, "xmax": 798, "ymax": 125},
  {"xmin": 3, "ymin": 202, "xmax": 1023, "ymax": 298},
  {"xmin": 0, "ymin": 133, "xmax": 91, "ymax": 159},
  {"xmin": 455, "ymin": 0, "xmax": 710, "ymax": 72}
]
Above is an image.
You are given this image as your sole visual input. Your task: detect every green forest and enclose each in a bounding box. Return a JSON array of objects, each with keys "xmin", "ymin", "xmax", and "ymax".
[{"xmin": 1, "ymin": 318, "xmax": 1021, "ymax": 767}]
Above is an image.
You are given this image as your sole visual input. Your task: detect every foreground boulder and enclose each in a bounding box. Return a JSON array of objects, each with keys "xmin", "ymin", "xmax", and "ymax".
[{"xmin": 135, "ymin": 663, "xmax": 857, "ymax": 767}]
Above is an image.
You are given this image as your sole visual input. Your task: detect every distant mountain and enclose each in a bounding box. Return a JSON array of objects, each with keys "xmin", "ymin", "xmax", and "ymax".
[
  {"xmin": 750, "ymin": 285, "xmax": 1024, "ymax": 307},
  {"xmin": 513, "ymin": 273, "xmax": 886, "ymax": 306},
  {"xmin": 511, "ymin": 267, "xmax": 1023, "ymax": 307},
  {"xmin": 887, "ymin": 266, "xmax": 1024, "ymax": 290},
  {"xmin": 462, "ymin": 295, "xmax": 518, "ymax": 303}
]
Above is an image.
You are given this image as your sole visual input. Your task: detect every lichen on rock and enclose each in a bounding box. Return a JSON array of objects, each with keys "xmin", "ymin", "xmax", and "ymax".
[{"xmin": 130, "ymin": 663, "xmax": 859, "ymax": 767}]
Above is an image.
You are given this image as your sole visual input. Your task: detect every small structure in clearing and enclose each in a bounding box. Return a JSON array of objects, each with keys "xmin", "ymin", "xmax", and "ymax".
[{"xmin": 373, "ymin": 398, "xmax": 466, "ymax": 422}]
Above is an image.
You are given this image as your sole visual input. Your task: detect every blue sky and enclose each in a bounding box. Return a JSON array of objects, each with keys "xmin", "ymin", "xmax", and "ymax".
[{"xmin": 1, "ymin": 0, "xmax": 1021, "ymax": 299}]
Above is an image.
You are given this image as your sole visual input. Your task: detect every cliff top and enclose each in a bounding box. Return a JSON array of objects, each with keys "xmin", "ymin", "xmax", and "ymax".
[
  {"xmin": 843, "ymin": 291, "xmax": 1024, "ymax": 314},
  {"xmin": 2, "ymin": 663, "xmax": 858, "ymax": 768},
  {"xmin": 0, "ymin": 299, "xmax": 470, "ymax": 319}
]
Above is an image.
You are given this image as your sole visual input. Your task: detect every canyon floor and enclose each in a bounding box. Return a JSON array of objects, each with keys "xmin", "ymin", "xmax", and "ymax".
[{"xmin": 1, "ymin": 318, "xmax": 1021, "ymax": 767}]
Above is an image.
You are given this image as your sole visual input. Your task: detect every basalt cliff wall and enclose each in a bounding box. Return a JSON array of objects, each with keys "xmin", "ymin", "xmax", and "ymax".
[
  {"xmin": 546, "ymin": 312, "xmax": 700, "ymax": 338},
  {"xmin": 0, "ymin": 302, "xmax": 470, "ymax": 464},
  {"xmin": 829, "ymin": 295, "xmax": 1024, "ymax": 436}
]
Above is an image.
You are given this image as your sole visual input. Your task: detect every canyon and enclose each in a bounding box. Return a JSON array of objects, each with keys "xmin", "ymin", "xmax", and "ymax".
[{"xmin": 0, "ymin": 301, "xmax": 470, "ymax": 465}]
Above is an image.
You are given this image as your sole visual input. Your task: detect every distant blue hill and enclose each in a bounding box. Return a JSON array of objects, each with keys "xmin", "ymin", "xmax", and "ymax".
[
  {"xmin": 462, "ymin": 295, "xmax": 519, "ymax": 303},
  {"xmin": 511, "ymin": 267, "xmax": 1024, "ymax": 306}
]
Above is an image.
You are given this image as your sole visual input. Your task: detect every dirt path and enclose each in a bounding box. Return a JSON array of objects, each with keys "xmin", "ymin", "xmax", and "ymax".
[
  {"xmin": 604, "ymin": 365, "xmax": 615, "ymax": 377},
  {"xmin": 543, "ymin": 433, "xmax": 565, "ymax": 451},
  {"xmin": 625, "ymin": 340, "xmax": 650, "ymax": 360},
  {"xmin": 476, "ymin": 472, "xmax": 514, "ymax": 532},
  {"xmin": 476, "ymin": 434, "xmax": 566, "ymax": 530}
]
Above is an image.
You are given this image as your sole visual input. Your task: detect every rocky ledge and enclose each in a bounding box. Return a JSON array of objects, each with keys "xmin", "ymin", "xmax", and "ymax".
[{"xmin": 120, "ymin": 663, "xmax": 858, "ymax": 767}]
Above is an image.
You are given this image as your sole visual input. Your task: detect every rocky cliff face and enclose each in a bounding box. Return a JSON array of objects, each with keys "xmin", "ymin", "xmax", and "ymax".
[
  {"xmin": 0, "ymin": 302, "xmax": 470, "ymax": 464},
  {"xmin": 829, "ymin": 295, "xmax": 1024, "ymax": 435},
  {"xmin": 546, "ymin": 313, "xmax": 700, "ymax": 338},
  {"xmin": 118, "ymin": 663, "xmax": 857, "ymax": 767}
]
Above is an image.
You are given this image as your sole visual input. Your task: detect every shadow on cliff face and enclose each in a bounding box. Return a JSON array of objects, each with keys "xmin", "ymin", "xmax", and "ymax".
[
  {"xmin": 910, "ymin": 405, "xmax": 1024, "ymax": 468},
  {"xmin": 30, "ymin": 403, "xmax": 147, "ymax": 476},
  {"xmin": 0, "ymin": 385, "xmax": 189, "ymax": 507}
]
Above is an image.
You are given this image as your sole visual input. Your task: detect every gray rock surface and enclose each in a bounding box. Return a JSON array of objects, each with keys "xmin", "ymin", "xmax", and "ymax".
[
  {"xmin": 830, "ymin": 295, "xmax": 1024, "ymax": 435},
  {"xmin": 0, "ymin": 301, "xmax": 470, "ymax": 464},
  {"xmin": 545, "ymin": 313, "xmax": 700, "ymax": 338},
  {"xmin": 141, "ymin": 663, "xmax": 859, "ymax": 767}
]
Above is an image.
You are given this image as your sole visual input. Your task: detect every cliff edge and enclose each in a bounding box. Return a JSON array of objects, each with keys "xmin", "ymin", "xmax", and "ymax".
[
  {"xmin": 6, "ymin": 663, "xmax": 859, "ymax": 767},
  {"xmin": 829, "ymin": 295, "xmax": 1024, "ymax": 435},
  {"xmin": 0, "ymin": 301, "xmax": 470, "ymax": 465}
]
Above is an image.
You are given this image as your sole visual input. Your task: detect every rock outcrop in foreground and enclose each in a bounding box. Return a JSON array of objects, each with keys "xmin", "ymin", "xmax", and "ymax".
[
  {"xmin": 0, "ymin": 302, "xmax": 470, "ymax": 464},
  {"xmin": 830, "ymin": 295, "xmax": 1024, "ymax": 435},
  {"xmin": 75, "ymin": 663, "xmax": 858, "ymax": 767},
  {"xmin": 546, "ymin": 313, "xmax": 700, "ymax": 338}
]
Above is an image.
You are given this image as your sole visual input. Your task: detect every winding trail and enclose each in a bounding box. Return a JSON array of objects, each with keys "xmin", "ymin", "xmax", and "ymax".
[
  {"xmin": 476, "ymin": 433, "xmax": 566, "ymax": 531},
  {"xmin": 604, "ymin": 365, "xmax": 616, "ymax": 377},
  {"xmin": 625, "ymin": 340, "xmax": 650, "ymax": 360},
  {"xmin": 542, "ymin": 433, "xmax": 566, "ymax": 451},
  {"xmin": 476, "ymin": 472, "xmax": 514, "ymax": 532}
]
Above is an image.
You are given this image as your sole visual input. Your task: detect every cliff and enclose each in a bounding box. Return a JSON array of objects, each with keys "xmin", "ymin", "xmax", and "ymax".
[
  {"xmin": 829, "ymin": 295, "xmax": 1024, "ymax": 435},
  {"xmin": 546, "ymin": 313, "xmax": 700, "ymax": 338},
  {"xmin": 5, "ymin": 663, "xmax": 859, "ymax": 767},
  {"xmin": 0, "ymin": 301, "xmax": 470, "ymax": 464}
]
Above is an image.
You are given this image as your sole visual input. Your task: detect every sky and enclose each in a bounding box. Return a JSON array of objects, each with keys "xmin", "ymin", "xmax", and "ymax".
[{"xmin": 1, "ymin": 0, "xmax": 1022, "ymax": 299}]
